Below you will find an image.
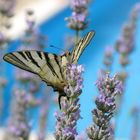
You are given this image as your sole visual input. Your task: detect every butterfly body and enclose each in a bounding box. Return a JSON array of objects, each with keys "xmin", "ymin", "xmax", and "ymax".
[{"xmin": 3, "ymin": 31, "xmax": 95, "ymax": 107}]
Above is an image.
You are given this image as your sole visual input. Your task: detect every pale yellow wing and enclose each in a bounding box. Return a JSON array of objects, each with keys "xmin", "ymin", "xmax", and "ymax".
[
  {"xmin": 71, "ymin": 31, "xmax": 95, "ymax": 64},
  {"xmin": 3, "ymin": 51, "xmax": 65, "ymax": 90}
]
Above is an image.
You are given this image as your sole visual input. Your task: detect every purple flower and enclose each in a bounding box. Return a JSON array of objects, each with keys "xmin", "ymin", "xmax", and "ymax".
[
  {"xmin": 103, "ymin": 46, "xmax": 114, "ymax": 72},
  {"xmin": 95, "ymin": 73, "xmax": 123, "ymax": 96},
  {"xmin": 20, "ymin": 10, "xmax": 47, "ymax": 50},
  {"xmin": 0, "ymin": 32, "xmax": 8, "ymax": 50},
  {"xmin": 0, "ymin": 76, "xmax": 7, "ymax": 87},
  {"xmin": 5, "ymin": 89, "xmax": 30, "ymax": 140},
  {"xmin": 115, "ymin": 3, "xmax": 139, "ymax": 69},
  {"xmin": 66, "ymin": 12, "xmax": 88, "ymax": 31},
  {"xmin": 104, "ymin": 46, "xmax": 114, "ymax": 57},
  {"xmin": 0, "ymin": 0, "xmax": 15, "ymax": 16},
  {"xmin": 117, "ymin": 24, "xmax": 135, "ymax": 53},
  {"xmin": 37, "ymin": 87, "xmax": 52, "ymax": 140},
  {"xmin": 25, "ymin": 10, "xmax": 35, "ymax": 30},
  {"xmin": 71, "ymin": 0, "xmax": 89, "ymax": 11},
  {"xmin": 95, "ymin": 94, "xmax": 115, "ymax": 113},
  {"xmin": 87, "ymin": 73, "xmax": 123, "ymax": 139},
  {"xmin": 66, "ymin": 0, "xmax": 90, "ymax": 30},
  {"xmin": 55, "ymin": 64, "xmax": 84, "ymax": 140},
  {"xmin": 134, "ymin": 3, "xmax": 140, "ymax": 11},
  {"xmin": 72, "ymin": 11, "xmax": 86, "ymax": 21},
  {"xmin": 131, "ymin": 106, "xmax": 140, "ymax": 140}
]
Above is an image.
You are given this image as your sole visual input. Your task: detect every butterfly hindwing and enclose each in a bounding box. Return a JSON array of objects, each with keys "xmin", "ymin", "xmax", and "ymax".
[
  {"xmin": 39, "ymin": 52, "xmax": 65, "ymax": 89},
  {"xmin": 71, "ymin": 31, "xmax": 95, "ymax": 64}
]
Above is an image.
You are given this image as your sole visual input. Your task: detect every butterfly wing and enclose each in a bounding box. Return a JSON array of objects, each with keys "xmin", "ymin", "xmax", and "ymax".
[
  {"xmin": 71, "ymin": 31, "xmax": 95, "ymax": 64},
  {"xmin": 3, "ymin": 51, "xmax": 65, "ymax": 90}
]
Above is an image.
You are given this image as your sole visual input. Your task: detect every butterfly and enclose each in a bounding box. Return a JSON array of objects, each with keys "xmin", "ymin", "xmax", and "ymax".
[{"xmin": 3, "ymin": 31, "xmax": 95, "ymax": 107}]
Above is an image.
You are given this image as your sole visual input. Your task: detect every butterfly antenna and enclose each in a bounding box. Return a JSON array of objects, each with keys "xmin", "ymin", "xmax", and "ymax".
[{"xmin": 50, "ymin": 45, "xmax": 65, "ymax": 53}]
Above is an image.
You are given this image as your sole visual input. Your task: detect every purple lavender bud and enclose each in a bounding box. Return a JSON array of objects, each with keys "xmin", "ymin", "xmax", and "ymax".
[
  {"xmin": 26, "ymin": 9, "xmax": 34, "ymax": 16},
  {"xmin": 0, "ymin": 32, "xmax": 8, "ymax": 50},
  {"xmin": 55, "ymin": 64, "xmax": 84, "ymax": 140},
  {"xmin": 95, "ymin": 94, "xmax": 115, "ymax": 113},
  {"xmin": 103, "ymin": 46, "xmax": 114, "ymax": 72},
  {"xmin": 66, "ymin": 0, "xmax": 90, "ymax": 30},
  {"xmin": 131, "ymin": 106, "xmax": 140, "ymax": 140},
  {"xmin": 134, "ymin": 3, "xmax": 140, "ymax": 11},
  {"xmin": 5, "ymin": 89, "xmax": 30, "ymax": 140},
  {"xmin": 116, "ymin": 24, "xmax": 136, "ymax": 57},
  {"xmin": 66, "ymin": 12, "xmax": 88, "ymax": 31},
  {"xmin": 87, "ymin": 73, "xmax": 123, "ymax": 139},
  {"xmin": 95, "ymin": 73, "xmax": 123, "ymax": 96},
  {"xmin": 0, "ymin": 32, "xmax": 5, "ymax": 43},
  {"xmin": 0, "ymin": 0, "xmax": 15, "ymax": 16},
  {"xmin": 71, "ymin": 0, "xmax": 89, "ymax": 11},
  {"xmin": 0, "ymin": 77, "xmax": 7, "ymax": 87},
  {"xmin": 115, "ymin": 4, "xmax": 139, "ymax": 69},
  {"xmin": 104, "ymin": 46, "xmax": 114, "ymax": 58},
  {"xmin": 25, "ymin": 9, "xmax": 35, "ymax": 29}
]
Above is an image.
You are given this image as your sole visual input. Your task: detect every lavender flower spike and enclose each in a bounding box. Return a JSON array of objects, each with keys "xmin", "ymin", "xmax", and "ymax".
[
  {"xmin": 66, "ymin": 0, "xmax": 90, "ymax": 30},
  {"xmin": 87, "ymin": 73, "xmax": 123, "ymax": 140},
  {"xmin": 5, "ymin": 88, "xmax": 30, "ymax": 140},
  {"xmin": 55, "ymin": 64, "xmax": 84, "ymax": 140}
]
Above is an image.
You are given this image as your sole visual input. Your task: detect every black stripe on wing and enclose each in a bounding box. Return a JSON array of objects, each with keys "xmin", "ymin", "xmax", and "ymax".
[
  {"xmin": 25, "ymin": 51, "xmax": 41, "ymax": 68},
  {"xmin": 54, "ymin": 54, "xmax": 65, "ymax": 80},
  {"xmin": 3, "ymin": 52, "xmax": 39, "ymax": 75},
  {"xmin": 44, "ymin": 53, "xmax": 64, "ymax": 81},
  {"xmin": 44, "ymin": 53, "xmax": 59, "ymax": 77},
  {"xmin": 3, "ymin": 50, "xmax": 64, "ymax": 82},
  {"xmin": 3, "ymin": 51, "xmax": 52, "ymax": 75},
  {"xmin": 71, "ymin": 31, "xmax": 95, "ymax": 64}
]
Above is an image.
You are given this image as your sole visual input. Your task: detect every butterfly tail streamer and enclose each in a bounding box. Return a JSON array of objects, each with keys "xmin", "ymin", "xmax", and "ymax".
[{"xmin": 71, "ymin": 31, "xmax": 95, "ymax": 64}]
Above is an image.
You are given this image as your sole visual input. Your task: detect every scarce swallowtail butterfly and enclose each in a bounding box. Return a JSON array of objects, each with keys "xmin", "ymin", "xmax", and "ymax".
[{"xmin": 3, "ymin": 31, "xmax": 95, "ymax": 107}]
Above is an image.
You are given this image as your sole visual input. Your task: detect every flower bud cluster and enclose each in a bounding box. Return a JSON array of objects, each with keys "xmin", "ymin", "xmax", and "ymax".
[
  {"xmin": 55, "ymin": 64, "xmax": 84, "ymax": 140},
  {"xmin": 87, "ymin": 73, "xmax": 123, "ymax": 140}
]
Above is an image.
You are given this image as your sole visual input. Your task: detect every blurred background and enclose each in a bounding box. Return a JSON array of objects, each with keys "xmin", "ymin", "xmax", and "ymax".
[{"xmin": 0, "ymin": 0, "xmax": 140, "ymax": 140}]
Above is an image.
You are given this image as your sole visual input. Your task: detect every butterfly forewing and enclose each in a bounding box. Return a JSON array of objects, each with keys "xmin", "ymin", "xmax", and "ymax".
[
  {"xmin": 3, "ymin": 52, "xmax": 40, "ymax": 74},
  {"xmin": 71, "ymin": 31, "xmax": 95, "ymax": 64},
  {"xmin": 3, "ymin": 51, "xmax": 65, "ymax": 90}
]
